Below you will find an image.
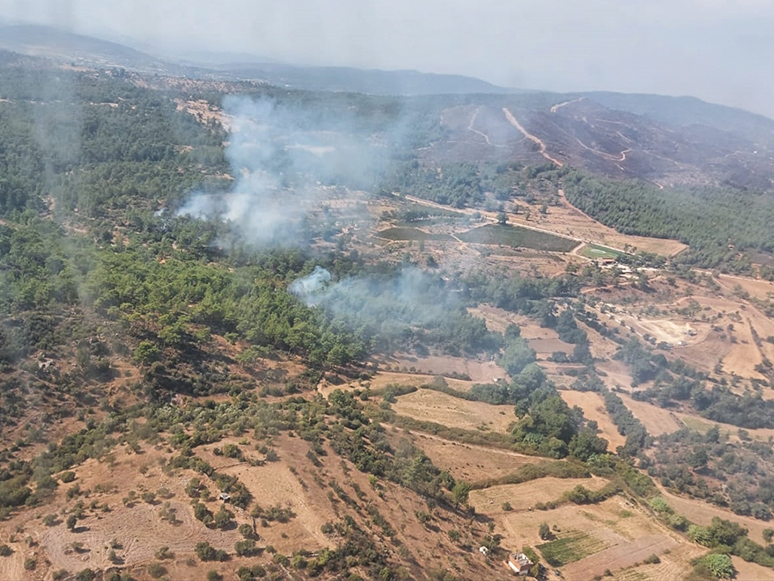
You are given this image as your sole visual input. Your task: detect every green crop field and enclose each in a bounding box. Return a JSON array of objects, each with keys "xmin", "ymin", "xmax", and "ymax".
[
  {"xmin": 580, "ymin": 243, "xmax": 624, "ymax": 260},
  {"xmin": 458, "ymin": 224, "xmax": 579, "ymax": 252},
  {"xmin": 376, "ymin": 227, "xmax": 454, "ymax": 241},
  {"xmin": 537, "ymin": 532, "xmax": 609, "ymax": 567}
]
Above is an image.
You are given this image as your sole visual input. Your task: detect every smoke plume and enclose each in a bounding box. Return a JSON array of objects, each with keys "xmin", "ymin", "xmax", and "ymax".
[{"xmin": 176, "ymin": 95, "xmax": 394, "ymax": 245}]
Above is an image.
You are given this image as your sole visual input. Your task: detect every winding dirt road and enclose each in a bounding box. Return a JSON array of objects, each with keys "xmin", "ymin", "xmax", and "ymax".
[{"xmin": 502, "ymin": 107, "xmax": 564, "ymax": 167}]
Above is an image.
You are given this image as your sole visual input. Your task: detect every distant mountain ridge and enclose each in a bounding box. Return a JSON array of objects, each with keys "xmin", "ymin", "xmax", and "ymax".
[
  {"xmin": 2, "ymin": 22, "xmax": 774, "ymax": 190},
  {"xmin": 0, "ymin": 23, "xmax": 512, "ymax": 96}
]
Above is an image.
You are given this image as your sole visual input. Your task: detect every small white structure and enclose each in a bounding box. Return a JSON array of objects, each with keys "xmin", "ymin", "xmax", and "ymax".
[
  {"xmin": 218, "ymin": 493, "xmax": 231, "ymax": 502},
  {"xmin": 479, "ymin": 546, "xmax": 489, "ymax": 556},
  {"xmin": 508, "ymin": 553, "xmax": 533, "ymax": 576}
]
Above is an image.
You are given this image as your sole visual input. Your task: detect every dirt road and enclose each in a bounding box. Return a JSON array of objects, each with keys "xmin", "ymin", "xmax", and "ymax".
[{"xmin": 502, "ymin": 107, "xmax": 564, "ymax": 167}]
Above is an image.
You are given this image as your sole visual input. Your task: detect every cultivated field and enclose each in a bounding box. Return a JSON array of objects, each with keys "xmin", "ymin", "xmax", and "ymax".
[
  {"xmin": 458, "ymin": 224, "xmax": 579, "ymax": 252},
  {"xmin": 375, "ymin": 227, "xmax": 453, "ymax": 241},
  {"xmin": 498, "ymin": 496, "xmax": 679, "ymax": 579},
  {"xmin": 393, "ymin": 389, "xmax": 516, "ymax": 432}
]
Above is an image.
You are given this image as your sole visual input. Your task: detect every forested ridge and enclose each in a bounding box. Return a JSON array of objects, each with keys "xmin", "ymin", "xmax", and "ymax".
[{"xmin": 561, "ymin": 171, "xmax": 774, "ymax": 271}]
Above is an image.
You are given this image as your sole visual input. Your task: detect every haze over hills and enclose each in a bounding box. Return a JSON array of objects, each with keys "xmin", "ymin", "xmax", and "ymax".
[{"xmin": 2, "ymin": 23, "xmax": 774, "ymax": 193}]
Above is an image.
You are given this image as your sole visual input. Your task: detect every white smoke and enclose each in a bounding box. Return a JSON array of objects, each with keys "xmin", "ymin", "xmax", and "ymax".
[
  {"xmin": 176, "ymin": 94, "xmax": 394, "ymax": 245},
  {"xmin": 288, "ymin": 266, "xmax": 332, "ymax": 302}
]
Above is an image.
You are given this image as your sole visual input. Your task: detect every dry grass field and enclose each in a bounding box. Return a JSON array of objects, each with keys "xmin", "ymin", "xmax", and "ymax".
[
  {"xmin": 387, "ymin": 352, "xmax": 508, "ymax": 383},
  {"xmin": 617, "ymin": 393, "xmax": 683, "ymax": 436},
  {"xmin": 656, "ymin": 485, "xmax": 771, "ymax": 545},
  {"xmin": 560, "ymin": 390, "xmax": 627, "ymax": 451},
  {"xmin": 409, "ymin": 432, "xmax": 537, "ymax": 481},
  {"xmin": 393, "ymin": 388, "xmax": 516, "ymax": 432},
  {"xmin": 469, "ymin": 476, "xmax": 608, "ymax": 514}
]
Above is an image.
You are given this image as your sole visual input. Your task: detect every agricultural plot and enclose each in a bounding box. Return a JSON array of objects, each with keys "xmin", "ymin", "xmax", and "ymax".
[
  {"xmin": 617, "ymin": 393, "xmax": 682, "ymax": 436},
  {"xmin": 562, "ymin": 535, "xmax": 678, "ymax": 581},
  {"xmin": 458, "ymin": 224, "xmax": 579, "ymax": 252},
  {"xmin": 581, "ymin": 243, "xmax": 624, "ymax": 260},
  {"xmin": 538, "ymin": 531, "xmax": 612, "ymax": 567},
  {"xmin": 375, "ymin": 227, "xmax": 453, "ymax": 241}
]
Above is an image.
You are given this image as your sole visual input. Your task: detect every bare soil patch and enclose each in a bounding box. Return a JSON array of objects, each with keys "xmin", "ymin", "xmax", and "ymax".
[{"xmin": 731, "ymin": 556, "xmax": 774, "ymax": 581}]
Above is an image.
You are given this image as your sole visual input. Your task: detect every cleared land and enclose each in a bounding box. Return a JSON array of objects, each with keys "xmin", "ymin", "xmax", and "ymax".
[
  {"xmin": 609, "ymin": 543, "xmax": 706, "ymax": 581},
  {"xmin": 458, "ymin": 224, "xmax": 579, "ymax": 252},
  {"xmin": 731, "ymin": 556, "xmax": 774, "ymax": 581},
  {"xmin": 560, "ymin": 390, "xmax": 626, "ymax": 451},
  {"xmin": 393, "ymin": 389, "xmax": 516, "ymax": 433},
  {"xmin": 499, "ymin": 496, "xmax": 667, "ymax": 565}
]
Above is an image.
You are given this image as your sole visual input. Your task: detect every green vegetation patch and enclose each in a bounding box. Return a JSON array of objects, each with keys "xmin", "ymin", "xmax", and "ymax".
[
  {"xmin": 580, "ymin": 243, "xmax": 623, "ymax": 260},
  {"xmin": 375, "ymin": 227, "xmax": 453, "ymax": 241},
  {"xmin": 537, "ymin": 531, "xmax": 608, "ymax": 567},
  {"xmin": 458, "ymin": 224, "xmax": 578, "ymax": 252}
]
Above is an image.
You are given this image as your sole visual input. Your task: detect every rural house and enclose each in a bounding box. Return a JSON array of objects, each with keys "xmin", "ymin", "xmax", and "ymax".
[{"xmin": 507, "ymin": 552, "xmax": 533, "ymax": 576}]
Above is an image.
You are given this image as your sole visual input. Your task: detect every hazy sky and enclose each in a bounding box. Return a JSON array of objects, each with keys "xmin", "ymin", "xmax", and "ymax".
[{"xmin": 5, "ymin": 0, "xmax": 774, "ymax": 117}]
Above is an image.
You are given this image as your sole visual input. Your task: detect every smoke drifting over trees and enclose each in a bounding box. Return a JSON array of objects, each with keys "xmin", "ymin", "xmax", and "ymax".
[{"xmin": 176, "ymin": 95, "xmax": 399, "ymax": 245}]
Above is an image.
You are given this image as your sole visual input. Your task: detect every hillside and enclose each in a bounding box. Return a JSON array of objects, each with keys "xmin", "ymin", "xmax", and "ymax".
[{"xmin": 3, "ymin": 38, "xmax": 774, "ymax": 581}]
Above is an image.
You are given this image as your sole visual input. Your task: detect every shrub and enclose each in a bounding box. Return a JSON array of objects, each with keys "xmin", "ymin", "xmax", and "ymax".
[
  {"xmin": 539, "ymin": 523, "xmax": 552, "ymax": 540},
  {"xmin": 75, "ymin": 570, "xmax": 96, "ymax": 581},
  {"xmin": 207, "ymin": 571, "xmax": 223, "ymax": 581},
  {"xmin": 643, "ymin": 554, "xmax": 661, "ymax": 564},
  {"xmin": 214, "ymin": 505, "xmax": 235, "ymax": 530},
  {"xmin": 235, "ymin": 539, "xmax": 259, "ymax": 557},
  {"xmin": 156, "ymin": 546, "xmax": 174, "ymax": 559},
  {"xmin": 700, "ymin": 554, "xmax": 735, "ymax": 579},
  {"xmin": 148, "ymin": 562, "xmax": 167, "ymax": 578},
  {"xmin": 0, "ymin": 545, "xmax": 12, "ymax": 557},
  {"xmin": 60, "ymin": 471, "xmax": 76, "ymax": 483},
  {"xmin": 239, "ymin": 523, "xmax": 257, "ymax": 539},
  {"xmin": 24, "ymin": 557, "xmax": 36, "ymax": 570}
]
